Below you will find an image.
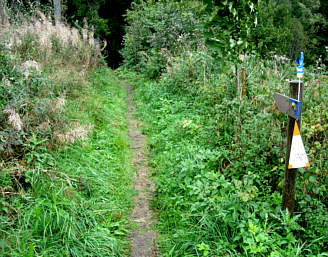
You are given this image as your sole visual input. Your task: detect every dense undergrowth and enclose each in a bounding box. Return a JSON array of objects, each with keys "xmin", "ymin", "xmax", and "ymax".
[
  {"xmin": 1, "ymin": 5, "xmax": 133, "ymax": 256},
  {"xmin": 122, "ymin": 60, "xmax": 328, "ymax": 256},
  {"xmin": 1, "ymin": 68, "xmax": 133, "ymax": 256},
  {"xmin": 120, "ymin": 0, "xmax": 328, "ymax": 255}
]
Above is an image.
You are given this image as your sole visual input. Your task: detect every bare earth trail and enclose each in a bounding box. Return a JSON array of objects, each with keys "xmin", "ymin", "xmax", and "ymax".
[{"xmin": 123, "ymin": 82, "xmax": 158, "ymax": 257}]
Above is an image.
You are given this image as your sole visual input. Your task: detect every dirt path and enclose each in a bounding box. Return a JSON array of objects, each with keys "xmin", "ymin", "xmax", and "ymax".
[{"xmin": 124, "ymin": 82, "xmax": 157, "ymax": 257}]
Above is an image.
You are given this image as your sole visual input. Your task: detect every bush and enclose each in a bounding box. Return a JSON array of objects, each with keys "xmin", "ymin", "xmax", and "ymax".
[
  {"xmin": 121, "ymin": 0, "xmax": 207, "ymax": 78},
  {"xmin": 123, "ymin": 54, "xmax": 328, "ymax": 255},
  {"xmin": 0, "ymin": 3, "xmax": 105, "ymax": 160}
]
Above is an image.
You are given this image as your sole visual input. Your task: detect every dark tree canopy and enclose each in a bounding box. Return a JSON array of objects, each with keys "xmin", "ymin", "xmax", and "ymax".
[
  {"xmin": 65, "ymin": 0, "xmax": 132, "ymax": 68},
  {"xmin": 6, "ymin": 0, "xmax": 327, "ymax": 65}
]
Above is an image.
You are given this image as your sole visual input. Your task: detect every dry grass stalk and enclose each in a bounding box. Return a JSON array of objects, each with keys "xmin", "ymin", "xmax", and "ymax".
[
  {"xmin": 37, "ymin": 119, "xmax": 51, "ymax": 131},
  {"xmin": 88, "ymin": 40, "xmax": 107, "ymax": 69},
  {"xmin": 82, "ymin": 18, "xmax": 88, "ymax": 44},
  {"xmin": 0, "ymin": 6, "xmax": 107, "ymax": 72},
  {"xmin": 2, "ymin": 76, "xmax": 11, "ymax": 87},
  {"xmin": 56, "ymin": 123, "xmax": 93, "ymax": 143},
  {"xmin": 21, "ymin": 60, "xmax": 40, "ymax": 71},
  {"xmin": 51, "ymin": 96, "xmax": 66, "ymax": 112},
  {"xmin": 3, "ymin": 108, "xmax": 23, "ymax": 131},
  {"xmin": 0, "ymin": 10, "xmax": 98, "ymax": 64},
  {"xmin": 0, "ymin": 0, "xmax": 9, "ymax": 27},
  {"xmin": 21, "ymin": 60, "xmax": 41, "ymax": 78}
]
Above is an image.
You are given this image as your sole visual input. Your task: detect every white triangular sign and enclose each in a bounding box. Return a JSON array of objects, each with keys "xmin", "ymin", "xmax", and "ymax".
[{"xmin": 288, "ymin": 122, "xmax": 310, "ymax": 169}]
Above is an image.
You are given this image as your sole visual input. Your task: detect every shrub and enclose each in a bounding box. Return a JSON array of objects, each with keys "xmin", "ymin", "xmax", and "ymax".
[
  {"xmin": 121, "ymin": 0, "xmax": 207, "ymax": 78},
  {"xmin": 124, "ymin": 54, "xmax": 328, "ymax": 255},
  {"xmin": 0, "ymin": 3, "xmax": 104, "ymax": 159}
]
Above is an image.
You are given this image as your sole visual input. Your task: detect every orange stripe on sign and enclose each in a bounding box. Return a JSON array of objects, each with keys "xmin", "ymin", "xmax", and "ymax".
[
  {"xmin": 305, "ymin": 162, "xmax": 310, "ymax": 167},
  {"xmin": 288, "ymin": 164, "xmax": 293, "ymax": 169},
  {"xmin": 293, "ymin": 122, "xmax": 301, "ymax": 136}
]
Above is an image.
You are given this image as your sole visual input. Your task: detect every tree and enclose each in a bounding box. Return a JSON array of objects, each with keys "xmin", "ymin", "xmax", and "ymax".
[
  {"xmin": 53, "ymin": 0, "xmax": 61, "ymax": 22},
  {"xmin": 204, "ymin": 0, "xmax": 258, "ymax": 60},
  {"xmin": 289, "ymin": 0, "xmax": 327, "ymax": 63},
  {"xmin": 251, "ymin": 0, "xmax": 292, "ymax": 58},
  {"xmin": 203, "ymin": 0, "xmax": 258, "ymax": 93}
]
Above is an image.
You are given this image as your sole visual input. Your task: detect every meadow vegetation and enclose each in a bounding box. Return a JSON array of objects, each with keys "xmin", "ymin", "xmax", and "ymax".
[
  {"xmin": 120, "ymin": 0, "xmax": 328, "ymax": 256},
  {"xmin": 0, "ymin": 3, "xmax": 132, "ymax": 256},
  {"xmin": 0, "ymin": 0, "xmax": 327, "ymax": 256}
]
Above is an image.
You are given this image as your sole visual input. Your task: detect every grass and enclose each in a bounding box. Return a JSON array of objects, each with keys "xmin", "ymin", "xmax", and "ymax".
[
  {"xmin": 0, "ymin": 5, "xmax": 104, "ymax": 162},
  {"xmin": 120, "ymin": 62, "xmax": 328, "ymax": 257},
  {"xmin": 0, "ymin": 5, "xmax": 135, "ymax": 256},
  {"xmin": 0, "ymin": 67, "xmax": 133, "ymax": 256}
]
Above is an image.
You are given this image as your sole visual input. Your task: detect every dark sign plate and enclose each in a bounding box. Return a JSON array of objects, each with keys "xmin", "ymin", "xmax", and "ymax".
[{"xmin": 274, "ymin": 93, "xmax": 302, "ymax": 120}]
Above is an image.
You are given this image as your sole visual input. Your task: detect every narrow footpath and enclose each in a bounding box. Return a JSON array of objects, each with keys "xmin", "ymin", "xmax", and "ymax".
[{"xmin": 124, "ymin": 82, "xmax": 158, "ymax": 257}]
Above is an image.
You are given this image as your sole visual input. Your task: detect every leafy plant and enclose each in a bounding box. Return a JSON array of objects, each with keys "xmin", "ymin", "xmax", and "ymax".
[
  {"xmin": 120, "ymin": 55, "xmax": 327, "ymax": 255},
  {"xmin": 0, "ymin": 68, "xmax": 133, "ymax": 256},
  {"xmin": 121, "ymin": 0, "xmax": 207, "ymax": 78},
  {"xmin": 204, "ymin": 0, "xmax": 257, "ymax": 62}
]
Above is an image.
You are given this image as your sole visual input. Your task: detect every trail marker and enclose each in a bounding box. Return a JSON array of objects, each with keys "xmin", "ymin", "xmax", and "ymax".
[
  {"xmin": 274, "ymin": 93, "xmax": 301, "ymax": 120},
  {"xmin": 296, "ymin": 52, "xmax": 304, "ymax": 78},
  {"xmin": 274, "ymin": 52, "xmax": 310, "ymax": 216},
  {"xmin": 288, "ymin": 122, "xmax": 310, "ymax": 169}
]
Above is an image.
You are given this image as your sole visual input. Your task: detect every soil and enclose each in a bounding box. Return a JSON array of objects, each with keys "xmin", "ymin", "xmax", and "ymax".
[{"xmin": 124, "ymin": 82, "xmax": 158, "ymax": 257}]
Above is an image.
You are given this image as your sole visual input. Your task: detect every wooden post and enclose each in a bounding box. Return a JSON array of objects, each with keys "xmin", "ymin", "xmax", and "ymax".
[
  {"xmin": 241, "ymin": 67, "xmax": 246, "ymax": 97},
  {"xmin": 235, "ymin": 65, "xmax": 240, "ymax": 93},
  {"xmin": 282, "ymin": 80, "xmax": 303, "ymax": 216}
]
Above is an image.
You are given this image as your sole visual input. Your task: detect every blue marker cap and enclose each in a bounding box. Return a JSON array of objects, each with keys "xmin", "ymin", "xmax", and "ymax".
[{"xmin": 296, "ymin": 52, "xmax": 304, "ymax": 77}]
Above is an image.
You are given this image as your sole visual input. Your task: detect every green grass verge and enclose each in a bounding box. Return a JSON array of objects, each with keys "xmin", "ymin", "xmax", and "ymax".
[
  {"xmin": 0, "ymin": 67, "xmax": 133, "ymax": 256},
  {"xmin": 120, "ymin": 68, "xmax": 327, "ymax": 257}
]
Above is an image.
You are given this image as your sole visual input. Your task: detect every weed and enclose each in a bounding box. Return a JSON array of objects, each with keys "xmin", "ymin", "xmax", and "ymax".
[
  {"xmin": 1, "ymin": 66, "xmax": 133, "ymax": 256},
  {"xmin": 120, "ymin": 59, "xmax": 327, "ymax": 256}
]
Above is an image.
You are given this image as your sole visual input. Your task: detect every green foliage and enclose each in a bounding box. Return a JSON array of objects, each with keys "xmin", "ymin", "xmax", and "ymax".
[
  {"xmin": 160, "ymin": 47, "xmax": 221, "ymax": 94},
  {"xmin": 120, "ymin": 54, "xmax": 328, "ymax": 255},
  {"xmin": 121, "ymin": 1, "xmax": 327, "ymax": 255},
  {"xmin": 0, "ymin": 50, "xmax": 60, "ymax": 159},
  {"xmin": 0, "ymin": 0, "xmax": 53, "ymax": 24},
  {"xmin": 250, "ymin": 0, "xmax": 292, "ymax": 57},
  {"xmin": 0, "ymin": 68, "xmax": 133, "ymax": 256},
  {"xmin": 121, "ymin": 0, "xmax": 206, "ymax": 78},
  {"xmin": 289, "ymin": 0, "xmax": 327, "ymax": 63},
  {"xmin": 204, "ymin": 0, "xmax": 258, "ymax": 63},
  {"xmin": 66, "ymin": 0, "xmax": 110, "ymax": 37},
  {"xmin": 202, "ymin": 0, "xmax": 327, "ymax": 64}
]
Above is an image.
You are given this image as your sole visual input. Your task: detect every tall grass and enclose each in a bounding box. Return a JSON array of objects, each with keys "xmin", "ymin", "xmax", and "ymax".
[
  {"xmin": 1, "ymin": 2, "xmax": 133, "ymax": 256},
  {"xmin": 0, "ymin": 1, "xmax": 101, "ymax": 68},
  {"xmin": 0, "ymin": 1, "xmax": 105, "ymax": 160},
  {"xmin": 1, "ymin": 68, "xmax": 133, "ymax": 256},
  {"xmin": 120, "ymin": 55, "xmax": 328, "ymax": 256}
]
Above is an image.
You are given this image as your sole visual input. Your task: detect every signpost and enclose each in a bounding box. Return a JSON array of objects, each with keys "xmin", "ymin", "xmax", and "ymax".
[
  {"xmin": 274, "ymin": 52, "xmax": 310, "ymax": 216},
  {"xmin": 274, "ymin": 93, "xmax": 301, "ymax": 120}
]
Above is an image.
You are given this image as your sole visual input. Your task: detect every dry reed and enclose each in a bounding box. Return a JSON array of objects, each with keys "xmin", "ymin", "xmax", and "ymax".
[{"xmin": 0, "ymin": 6, "xmax": 102, "ymax": 69}]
